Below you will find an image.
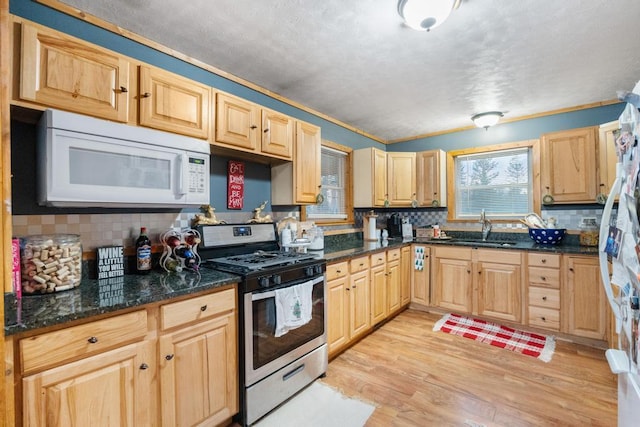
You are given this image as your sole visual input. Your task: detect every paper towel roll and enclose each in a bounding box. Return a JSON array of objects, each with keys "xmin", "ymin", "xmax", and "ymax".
[{"xmin": 367, "ymin": 216, "xmax": 377, "ymax": 240}]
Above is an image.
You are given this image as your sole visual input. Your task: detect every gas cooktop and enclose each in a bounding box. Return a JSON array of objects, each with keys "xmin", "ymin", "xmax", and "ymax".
[{"xmin": 205, "ymin": 250, "xmax": 318, "ymax": 272}]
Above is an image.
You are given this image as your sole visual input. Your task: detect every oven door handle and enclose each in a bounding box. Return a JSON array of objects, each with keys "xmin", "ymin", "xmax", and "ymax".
[{"xmin": 251, "ymin": 275, "xmax": 324, "ymax": 301}]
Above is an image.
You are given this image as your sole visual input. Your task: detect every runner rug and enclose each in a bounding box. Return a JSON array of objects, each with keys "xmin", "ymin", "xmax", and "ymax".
[{"xmin": 433, "ymin": 312, "xmax": 555, "ymax": 362}]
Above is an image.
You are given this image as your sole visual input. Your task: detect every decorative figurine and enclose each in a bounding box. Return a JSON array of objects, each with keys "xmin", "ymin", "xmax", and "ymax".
[
  {"xmin": 192, "ymin": 204, "xmax": 226, "ymax": 226},
  {"xmin": 248, "ymin": 200, "xmax": 273, "ymax": 223}
]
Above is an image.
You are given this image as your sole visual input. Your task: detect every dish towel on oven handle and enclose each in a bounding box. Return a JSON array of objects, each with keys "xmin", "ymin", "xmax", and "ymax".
[{"xmin": 274, "ymin": 280, "xmax": 314, "ymax": 337}]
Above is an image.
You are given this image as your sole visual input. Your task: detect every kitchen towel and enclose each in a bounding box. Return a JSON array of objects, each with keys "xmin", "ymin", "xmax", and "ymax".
[
  {"xmin": 274, "ymin": 280, "xmax": 314, "ymax": 337},
  {"xmin": 414, "ymin": 245, "xmax": 425, "ymax": 271}
]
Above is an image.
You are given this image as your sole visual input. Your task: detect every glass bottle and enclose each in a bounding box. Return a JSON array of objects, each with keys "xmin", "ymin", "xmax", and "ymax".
[{"xmin": 136, "ymin": 227, "xmax": 152, "ymax": 274}]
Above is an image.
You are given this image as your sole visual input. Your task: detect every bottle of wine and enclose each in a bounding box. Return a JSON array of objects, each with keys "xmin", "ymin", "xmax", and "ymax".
[{"xmin": 136, "ymin": 227, "xmax": 152, "ymax": 274}]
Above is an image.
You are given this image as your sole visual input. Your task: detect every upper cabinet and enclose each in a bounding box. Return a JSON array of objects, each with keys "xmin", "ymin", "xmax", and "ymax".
[
  {"xmin": 416, "ymin": 149, "xmax": 447, "ymax": 207},
  {"xmin": 540, "ymin": 126, "xmax": 598, "ymax": 204},
  {"xmin": 599, "ymin": 120, "xmax": 620, "ymax": 202},
  {"xmin": 19, "ymin": 23, "xmax": 130, "ymax": 122},
  {"xmin": 215, "ymin": 92, "xmax": 293, "ymax": 161},
  {"xmin": 387, "ymin": 152, "xmax": 416, "ymax": 206},
  {"xmin": 354, "ymin": 148, "xmax": 419, "ymax": 208},
  {"xmin": 271, "ymin": 121, "xmax": 321, "ymax": 204},
  {"xmin": 138, "ymin": 66, "xmax": 211, "ymax": 139}
]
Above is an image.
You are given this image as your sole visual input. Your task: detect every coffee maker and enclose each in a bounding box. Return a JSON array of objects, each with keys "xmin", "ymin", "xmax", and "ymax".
[{"xmin": 386, "ymin": 213, "xmax": 403, "ymax": 238}]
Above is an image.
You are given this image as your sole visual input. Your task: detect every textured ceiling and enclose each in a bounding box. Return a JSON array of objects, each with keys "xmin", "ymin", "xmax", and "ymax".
[{"xmin": 58, "ymin": 0, "xmax": 640, "ymax": 141}]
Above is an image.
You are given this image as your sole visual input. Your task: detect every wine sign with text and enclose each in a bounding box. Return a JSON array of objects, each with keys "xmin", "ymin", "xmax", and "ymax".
[{"xmin": 227, "ymin": 160, "xmax": 245, "ymax": 209}]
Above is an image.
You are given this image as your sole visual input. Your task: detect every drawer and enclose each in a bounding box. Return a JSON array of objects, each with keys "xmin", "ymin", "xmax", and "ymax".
[
  {"xmin": 326, "ymin": 261, "xmax": 348, "ymax": 281},
  {"xmin": 528, "ymin": 266, "xmax": 560, "ymax": 288},
  {"xmin": 371, "ymin": 251, "xmax": 386, "ymax": 266},
  {"xmin": 528, "ymin": 253, "xmax": 560, "ymax": 268},
  {"xmin": 350, "ymin": 256, "xmax": 370, "ymax": 273},
  {"xmin": 386, "ymin": 248, "xmax": 401, "ymax": 262},
  {"xmin": 161, "ymin": 287, "xmax": 236, "ymax": 331},
  {"xmin": 528, "ymin": 306, "xmax": 560, "ymax": 331},
  {"xmin": 477, "ymin": 249, "xmax": 522, "ymax": 264},
  {"xmin": 528, "ymin": 287, "xmax": 560, "ymax": 309},
  {"xmin": 20, "ymin": 310, "xmax": 147, "ymax": 374}
]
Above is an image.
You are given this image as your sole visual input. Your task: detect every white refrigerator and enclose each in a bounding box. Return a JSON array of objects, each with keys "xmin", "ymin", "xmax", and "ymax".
[{"xmin": 599, "ymin": 80, "xmax": 640, "ymax": 426}]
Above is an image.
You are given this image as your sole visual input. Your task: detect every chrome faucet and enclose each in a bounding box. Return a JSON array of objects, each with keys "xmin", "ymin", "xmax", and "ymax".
[{"xmin": 480, "ymin": 209, "xmax": 492, "ymax": 241}]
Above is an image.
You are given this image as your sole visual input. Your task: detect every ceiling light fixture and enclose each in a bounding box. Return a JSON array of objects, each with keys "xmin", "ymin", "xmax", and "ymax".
[
  {"xmin": 397, "ymin": 0, "xmax": 460, "ymax": 31},
  {"xmin": 471, "ymin": 111, "xmax": 504, "ymax": 130}
]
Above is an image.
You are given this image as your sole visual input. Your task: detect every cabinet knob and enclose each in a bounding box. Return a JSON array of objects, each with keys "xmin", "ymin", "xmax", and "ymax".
[
  {"xmin": 569, "ymin": 268, "xmax": 574, "ymax": 272},
  {"xmin": 141, "ymin": 92, "xmax": 151, "ymax": 98},
  {"xmin": 467, "ymin": 270, "xmax": 470, "ymax": 274},
  {"xmin": 119, "ymin": 86, "xmax": 128, "ymax": 93},
  {"xmin": 140, "ymin": 363, "xmax": 149, "ymax": 370},
  {"xmin": 336, "ymin": 270, "xmax": 342, "ymax": 274},
  {"xmin": 542, "ymin": 296, "xmax": 547, "ymax": 301},
  {"xmin": 263, "ymin": 128, "xmax": 269, "ymax": 133},
  {"xmin": 541, "ymin": 276, "xmax": 546, "ymax": 281},
  {"xmin": 200, "ymin": 305, "xmax": 208, "ymax": 312},
  {"xmin": 165, "ymin": 354, "xmax": 175, "ymax": 361},
  {"xmin": 541, "ymin": 259, "xmax": 547, "ymax": 264},
  {"xmin": 346, "ymin": 287, "xmax": 350, "ymax": 291},
  {"xmin": 541, "ymin": 317, "xmax": 546, "ymax": 322},
  {"xmin": 352, "ymin": 285, "xmax": 357, "ymax": 289},
  {"xmin": 87, "ymin": 336, "xmax": 98, "ymax": 344},
  {"xmin": 250, "ymin": 125, "xmax": 258, "ymax": 129}
]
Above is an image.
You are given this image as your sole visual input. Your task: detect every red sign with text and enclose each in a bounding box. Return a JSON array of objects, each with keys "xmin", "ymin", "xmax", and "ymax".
[{"xmin": 227, "ymin": 160, "xmax": 245, "ymax": 209}]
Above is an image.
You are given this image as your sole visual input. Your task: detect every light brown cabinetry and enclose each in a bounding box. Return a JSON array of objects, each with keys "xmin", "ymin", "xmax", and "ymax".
[
  {"xmin": 433, "ymin": 246, "xmax": 523, "ymax": 323},
  {"xmin": 599, "ymin": 120, "xmax": 620, "ymax": 201},
  {"xmin": 541, "ymin": 126, "xmax": 598, "ymax": 203},
  {"xmin": 158, "ymin": 288, "xmax": 238, "ymax": 427},
  {"xmin": 19, "ymin": 310, "xmax": 156, "ymax": 426},
  {"xmin": 271, "ymin": 121, "xmax": 322, "ymax": 205},
  {"xmin": 387, "ymin": 152, "xmax": 417, "ymax": 206},
  {"xmin": 353, "ymin": 147, "xmax": 388, "ymax": 207},
  {"xmin": 19, "ymin": 22, "xmax": 130, "ymax": 122},
  {"xmin": 563, "ymin": 255, "xmax": 607, "ymax": 340},
  {"xmin": 370, "ymin": 251, "xmax": 388, "ymax": 325},
  {"xmin": 327, "ymin": 257, "xmax": 371, "ymax": 358},
  {"xmin": 400, "ymin": 245, "xmax": 412, "ymax": 307},
  {"xmin": 387, "ymin": 249, "xmax": 402, "ymax": 315},
  {"xmin": 432, "ymin": 246, "xmax": 473, "ymax": 313},
  {"xmin": 138, "ymin": 65, "xmax": 211, "ymax": 139},
  {"xmin": 411, "ymin": 245, "xmax": 430, "ymax": 306},
  {"xmin": 527, "ymin": 253, "xmax": 561, "ymax": 331},
  {"xmin": 476, "ymin": 250, "xmax": 523, "ymax": 323},
  {"xmin": 416, "ymin": 149, "xmax": 447, "ymax": 207}
]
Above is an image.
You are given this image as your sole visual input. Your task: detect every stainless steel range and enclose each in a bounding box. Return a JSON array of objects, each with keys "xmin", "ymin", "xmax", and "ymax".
[{"xmin": 198, "ymin": 223, "xmax": 327, "ymax": 426}]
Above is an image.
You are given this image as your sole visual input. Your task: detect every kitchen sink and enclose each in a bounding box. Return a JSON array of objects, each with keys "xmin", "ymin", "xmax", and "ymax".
[{"xmin": 450, "ymin": 239, "xmax": 515, "ymax": 248}]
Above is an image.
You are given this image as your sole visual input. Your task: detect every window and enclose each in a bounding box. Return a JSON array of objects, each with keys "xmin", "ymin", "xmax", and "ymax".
[
  {"xmin": 448, "ymin": 140, "xmax": 539, "ymax": 221},
  {"xmin": 302, "ymin": 142, "xmax": 353, "ymax": 224}
]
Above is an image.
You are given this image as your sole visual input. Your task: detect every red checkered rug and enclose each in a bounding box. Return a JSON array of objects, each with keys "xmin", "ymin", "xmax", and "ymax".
[{"xmin": 433, "ymin": 313, "xmax": 555, "ymax": 362}]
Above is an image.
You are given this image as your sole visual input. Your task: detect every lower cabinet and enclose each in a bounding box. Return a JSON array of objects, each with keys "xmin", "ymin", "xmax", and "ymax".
[
  {"xmin": 22, "ymin": 340, "xmax": 156, "ymax": 426},
  {"xmin": 14, "ymin": 287, "xmax": 238, "ymax": 427},
  {"xmin": 387, "ymin": 249, "xmax": 402, "ymax": 315},
  {"xmin": 400, "ymin": 245, "xmax": 412, "ymax": 307},
  {"xmin": 370, "ymin": 251, "xmax": 388, "ymax": 325},
  {"xmin": 432, "ymin": 246, "xmax": 473, "ymax": 313}
]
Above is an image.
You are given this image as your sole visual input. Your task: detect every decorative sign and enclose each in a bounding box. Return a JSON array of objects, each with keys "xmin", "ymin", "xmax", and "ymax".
[
  {"xmin": 96, "ymin": 246, "xmax": 124, "ymax": 279},
  {"xmin": 227, "ymin": 160, "xmax": 245, "ymax": 209}
]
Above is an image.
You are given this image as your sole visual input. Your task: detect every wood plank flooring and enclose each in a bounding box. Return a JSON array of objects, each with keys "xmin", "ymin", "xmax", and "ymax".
[{"xmin": 321, "ymin": 309, "xmax": 617, "ymax": 427}]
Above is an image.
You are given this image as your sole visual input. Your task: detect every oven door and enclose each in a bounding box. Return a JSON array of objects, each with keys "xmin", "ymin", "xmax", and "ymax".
[{"xmin": 244, "ymin": 274, "xmax": 326, "ymax": 386}]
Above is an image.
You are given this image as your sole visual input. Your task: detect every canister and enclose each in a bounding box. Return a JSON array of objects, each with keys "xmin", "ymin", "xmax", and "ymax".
[{"xmin": 21, "ymin": 234, "xmax": 82, "ymax": 294}]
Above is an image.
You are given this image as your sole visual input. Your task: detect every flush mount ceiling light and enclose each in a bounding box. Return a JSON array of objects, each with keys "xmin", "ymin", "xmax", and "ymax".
[
  {"xmin": 471, "ymin": 111, "xmax": 504, "ymax": 129},
  {"xmin": 397, "ymin": 0, "xmax": 461, "ymax": 31}
]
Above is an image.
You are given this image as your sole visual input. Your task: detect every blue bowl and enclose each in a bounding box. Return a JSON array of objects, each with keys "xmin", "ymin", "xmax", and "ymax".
[{"xmin": 528, "ymin": 228, "xmax": 566, "ymax": 245}]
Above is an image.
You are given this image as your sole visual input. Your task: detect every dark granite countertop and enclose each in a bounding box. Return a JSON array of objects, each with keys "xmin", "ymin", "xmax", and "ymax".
[
  {"xmin": 4, "ymin": 268, "xmax": 239, "ymax": 336},
  {"xmin": 4, "ymin": 231, "xmax": 599, "ymax": 337}
]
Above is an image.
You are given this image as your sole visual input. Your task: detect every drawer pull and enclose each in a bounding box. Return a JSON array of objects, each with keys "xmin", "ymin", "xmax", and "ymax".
[
  {"xmin": 337, "ymin": 270, "xmax": 342, "ymax": 274},
  {"xmin": 87, "ymin": 336, "xmax": 98, "ymax": 344},
  {"xmin": 541, "ymin": 317, "xmax": 546, "ymax": 321},
  {"xmin": 250, "ymin": 125, "xmax": 258, "ymax": 129},
  {"xmin": 140, "ymin": 363, "xmax": 149, "ymax": 370},
  {"xmin": 541, "ymin": 276, "xmax": 546, "ymax": 281},
  {"xmin": 352, "ymin": 285, "xmax": 357, "ymax": 289},
  {"xmin": 346, "ymin": 287, "xmax": 350, "ymax": 291},
  {"xmin": 542, "ymin": 296, "xmax": 547, "ymax": 301},
  {"xmin": 141, "ymin": 92, "xmax": 151, "ymax": 98},
  {"xmin": 119, "ymin": 86, "xmax": 128, "ymax": 93},
  {"xmin": 200, "ymin": 305, "xmax": 208, "ymax": 312},
  {"xmin": 541, "ymin": 259, "xmax": 547, "ymax": 264},
  {"xmin": 165, "ymin": 354, "xmax": 175, "ymax": 361}
]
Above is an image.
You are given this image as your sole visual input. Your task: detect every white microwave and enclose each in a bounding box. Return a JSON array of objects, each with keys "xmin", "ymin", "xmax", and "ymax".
[{"xmin": 37, "ymin": 109, "xmax": 210, "ymax": 208}]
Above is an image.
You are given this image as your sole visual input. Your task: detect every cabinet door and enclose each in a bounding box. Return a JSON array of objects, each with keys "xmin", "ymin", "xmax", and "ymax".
[
  {"xmin": 349, "ymin": 270, "xmax": 371, "ymax": 338},
  {"xmin": 541, "ymin": 127, "xmax": 598, "ymax": 203},
  {"xmin": 417, "ymin": 150, "xmax": 446, "ymax": 207},
  {"xmin": 400, "ymin": 246, "xmax": 412, "ymax": 307},
  {"xmin": 138, "ymin": 65, "xmax": 210, "ymax": 139},
  {"xmin": 433, "ymin": 257, "xmax": 472, "ymax": 313},
  {"xmin": 599, "ymin": 120, "xmax": 619, "ymax": 201},
  {"xmin": 370, "ymin": 263, "xmax": 388, "ymax": 325},
  {"xmin": 563, "ymin": 256, "xmax": 607, "ymax": 340},
  {"xmin": 294, "ymin": 121, "xmax": 322, "ymax": 204},
  {"xmin": 411, "ymin": 246, "xmax": 430, "ymax": 306},
  {"xmin": 23, "ymin": 340, "xmax": 155, "ymax": 426},
  {"xmin": 261, "ymin": 109, "xmax": 293, "ymax": 160},
  {"xmin": 477, "ymin": 261, "xmax": 522, "ymax": 323},
  {"xmin": 387, "ymin": 152, "xmax": 416, "ymax": 206},
  {"xmin": 159, "ymin": 313, "xmax": 238, "ymax": 427},
  {"xmin": 387, "ymin": 260, "xmax": 402, "ymax": 314},
  {"xmin": 20, "ymin": 23, "xmax": 130, "ymax": 122},
  {"xmin": 215, "ymin": 92, "xmax": 260, "ymax": 150},
  {"xmin": 327, "ymin": 276, "xmax": 349, "ymax": 357}
]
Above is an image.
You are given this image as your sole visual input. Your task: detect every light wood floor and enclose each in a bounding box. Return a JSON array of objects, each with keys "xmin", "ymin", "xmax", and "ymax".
[{"xmin": 321, "ymin": 309, "xmax": 617, "ymax": 427}]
